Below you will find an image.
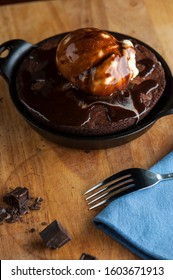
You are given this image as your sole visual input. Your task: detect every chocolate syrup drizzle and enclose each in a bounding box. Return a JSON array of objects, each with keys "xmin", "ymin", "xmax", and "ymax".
[{"xmin": 16, "ymin": 38, "xmax": 159, "ymax": 128}]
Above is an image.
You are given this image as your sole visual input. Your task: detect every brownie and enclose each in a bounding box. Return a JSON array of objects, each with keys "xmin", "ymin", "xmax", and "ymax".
[{"xmin": 16, "ymin": 35, "xmax": 166, "ymax": 136}]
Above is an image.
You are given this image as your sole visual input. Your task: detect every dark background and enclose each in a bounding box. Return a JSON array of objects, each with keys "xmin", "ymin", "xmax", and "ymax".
[{"xmin": 0, "ymin": 0, "xmax": 45, "ymax": 5}]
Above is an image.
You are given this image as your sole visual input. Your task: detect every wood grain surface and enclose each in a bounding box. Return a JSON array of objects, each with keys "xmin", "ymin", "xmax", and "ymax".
[{"xmin": 0, "ymin": 0, "xmax": 173, "ymax": 260}]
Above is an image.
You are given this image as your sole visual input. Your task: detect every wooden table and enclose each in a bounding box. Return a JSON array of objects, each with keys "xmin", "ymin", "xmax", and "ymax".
[{"xmin": 0, "ymin": 0, "xmax": 173, "ymax": 260}]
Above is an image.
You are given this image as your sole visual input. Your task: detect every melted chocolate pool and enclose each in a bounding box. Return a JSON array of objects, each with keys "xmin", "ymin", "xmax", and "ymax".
[{"xmin": 16, "ymin": 37, "xmax": 160, "ymax": 131}]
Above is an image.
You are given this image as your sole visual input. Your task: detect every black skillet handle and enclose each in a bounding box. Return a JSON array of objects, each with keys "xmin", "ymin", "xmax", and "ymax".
[
  {"xmin": 155, "ymin": 107, "xmax": 173, "ymax": 120},
  {"xmin": 0, "ymin": 39, "xmax": 33, "ymax": 83}
]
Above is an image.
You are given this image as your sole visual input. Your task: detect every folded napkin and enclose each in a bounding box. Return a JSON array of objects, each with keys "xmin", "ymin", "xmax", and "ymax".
[{"xmin": 94, "ymin": 151, "xmax": 173, "ymax": 260}]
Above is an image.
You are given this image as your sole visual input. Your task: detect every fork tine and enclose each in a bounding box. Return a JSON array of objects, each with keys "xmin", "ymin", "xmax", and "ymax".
[
  {"xmin": 89, "ymin": 199, "xmax": 108, "ymax": 210},
  {"xmin": 85, "ymin": 176, "xmax": 133, "ymax": 201},
  {"xmin": 88, "ymin": 184, "xmax": 137, "ymax": 210},
  {"xmin": 84, "ymin": 169, "xmax": 133, "ymax": 195},
  {"xmin": 84, "ymin": 181, "xmax": 103, "ymax": 195},
  {"xmin": 87, "ymin": 181, "xmax": 135, "ymax": 206}
]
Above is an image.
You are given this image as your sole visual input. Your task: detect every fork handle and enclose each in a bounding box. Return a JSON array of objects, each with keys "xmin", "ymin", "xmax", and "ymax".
[{"xmin": 160, "ymin": 173, "xmax": 173, "ymax": 180}]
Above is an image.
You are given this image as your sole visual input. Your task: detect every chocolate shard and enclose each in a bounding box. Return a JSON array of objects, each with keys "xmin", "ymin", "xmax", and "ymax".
[
  {"xmin": 3, "ymin": 187, "xmax": 29, "ymax": 213},
  {"xmin": 80, "ymin": 253, "xmax": 97, "ymax": 260},
  {"xmin": 28, "ymin": 196, "xmax": 43, "ymax": 211},
  {"xmin": 0, "ymin": 207, "xmax": 9, "ymax": 224},
  {"xmin": 39, "ymin": 220, "xmax": 71, "ymax": 249}
]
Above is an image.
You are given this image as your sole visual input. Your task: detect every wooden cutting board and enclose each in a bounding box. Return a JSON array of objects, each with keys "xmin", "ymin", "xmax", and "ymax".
[{"xmin": 0, "ymin": 0, "xmax": 173, "ymax": 260}]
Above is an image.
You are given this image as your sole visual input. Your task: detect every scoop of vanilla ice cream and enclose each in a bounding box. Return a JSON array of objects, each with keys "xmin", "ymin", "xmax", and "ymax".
[
  {"xmin": 56, "ymin": 28, "xmax": 139, "ymax": 96},
  {"xmin": 121, "ymin": 39, "xmax": 139, "ymax": 79}
]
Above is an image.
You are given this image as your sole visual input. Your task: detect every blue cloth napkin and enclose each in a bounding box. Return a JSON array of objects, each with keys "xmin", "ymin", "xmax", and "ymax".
[{"xmin": 94, "ymin": 150, "xmax": 173, "ymax": 260}]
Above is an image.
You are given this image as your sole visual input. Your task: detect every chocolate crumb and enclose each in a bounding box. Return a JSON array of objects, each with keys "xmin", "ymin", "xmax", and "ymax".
[
  {"xmin": 28, "ymin": 197, "xmax": 43, "ymax": 211},
  {"xmin": 29, "ymin": 228, "xmax": 36, "ymax": 233},
  {"xmin": 41, "ymin": 222, "xmax": 47, "ymax": 226},
  {"xmin": 35, "ymin": 197, "xmax": 43, "ymax": 203}
]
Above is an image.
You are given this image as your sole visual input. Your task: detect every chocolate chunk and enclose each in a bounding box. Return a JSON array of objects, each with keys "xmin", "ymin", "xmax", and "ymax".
[
  {"xmin": 80, "ymin": 253, "xmax": 97, "ymax": 260},
  {"xmin": 3, "ymin": 187, "xmax": 29, "ymax": 213},
  {"xmin": 0, "ymin": 187, "xmax": 43, "ymax": 224},
  {"xmin": 39, "ymin": 220, "xmax": 71, "ymax": 249}
]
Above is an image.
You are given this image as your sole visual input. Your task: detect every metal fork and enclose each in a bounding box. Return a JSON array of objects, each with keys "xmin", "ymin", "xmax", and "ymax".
[{"xmin": 84, "ymin": 168, "xmax": 173, "ymax": 210}]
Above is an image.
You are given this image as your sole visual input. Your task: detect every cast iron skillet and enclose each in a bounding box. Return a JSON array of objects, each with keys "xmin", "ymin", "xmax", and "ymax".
[{"xmin": 0, "ymin": 32, "xmax": 173, "ymax": 150}]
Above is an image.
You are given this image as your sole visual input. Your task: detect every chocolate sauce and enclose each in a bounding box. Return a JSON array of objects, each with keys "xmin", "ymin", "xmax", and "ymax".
[
  {"xmin": 137, "ymin": 58, "xmax": 155, "ymax": 77},
  {"xmin": 16, "ymin": 37, "xmax": 159, "ymax": 129}
]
